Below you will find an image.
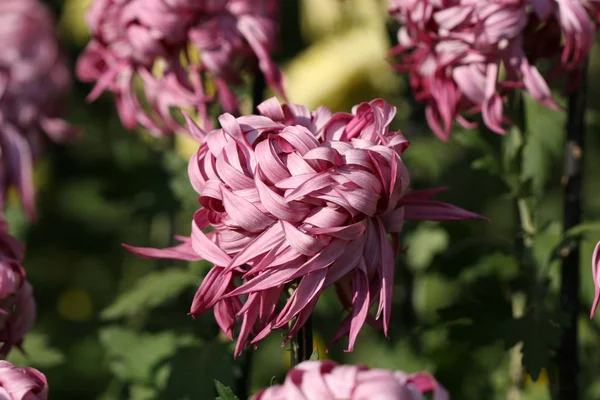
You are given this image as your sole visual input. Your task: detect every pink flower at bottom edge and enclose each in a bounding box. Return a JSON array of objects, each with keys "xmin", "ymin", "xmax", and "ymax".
[
  {"xmin": 251, "ymin": 360, "xmax": 448, "ymax": 400},
  {"xmin": 0, "ymin": 360, "xmax": 48, "ymax": 400}
]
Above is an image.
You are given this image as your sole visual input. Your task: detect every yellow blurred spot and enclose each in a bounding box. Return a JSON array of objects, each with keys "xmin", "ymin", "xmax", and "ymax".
[
  {"xmin": 59, "ymin": 0, "xmax": 93, "ymax": 46},
  {"xmin": 6, "ymin": 161, "xmax": 51, "ymax": 204},
  {"xmin": 524, "ymin": 368, "xmax": 549, "ymax": 387},
  {"xmin": 57, "ymin": 289, "xmax": 93, "ymax": 322},
  {"xmin": 180, "ymin": 44, "xmax": 202, "ymax": 69},
  {"xmin": 176, "ymin": 134, "xmax": 200, "ymax": 160},
  {"xmin": 300, "ymin": 0, "xmax": 389, "ymax": 43},
  {"xmin": 282, "ymin": 25, "xmax": 401, "ymax": 111},
  {"xmin": 284, "ymin": 332, "xmax": 328, "ymax": 368}
]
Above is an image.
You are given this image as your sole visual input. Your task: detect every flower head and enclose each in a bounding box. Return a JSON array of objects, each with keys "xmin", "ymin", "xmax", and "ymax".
[
  {"xmin": 126, "ymin": 98, "xmax": 483, "ymax": 355},
  {"xmin": 0, "ymin": 0, "xmax": 74, "ymax": 219},
  {"xmin": 77, "ymin": 0, "xmax": 286, "ymax": 136},
  {"xmin": 252, "ymin": 360, "xmax": 448, "ymax": 400},
  {"xmin": 590, "ymin": 241, "xmax": 600, "ymax": 318},
  {"xmin": 0, "ymin": 360, "xmax": 48, "ymax": 400},
  {"xmin": 390, "ymin": 0, "xmax": 599, "ymax": 140},
  {"xmin": 0, "ymin": 216, "xmax": 36, "ymax": 357}
]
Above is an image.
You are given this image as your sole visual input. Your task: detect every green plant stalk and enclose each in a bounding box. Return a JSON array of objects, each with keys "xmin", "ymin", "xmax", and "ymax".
[
  {"xmin": 506, "ymin": 93, "xmax": 536, "ymax": 399},
  {"xmin": 557, "ymin": 62, "xmax": 588, "ymax": 400}
]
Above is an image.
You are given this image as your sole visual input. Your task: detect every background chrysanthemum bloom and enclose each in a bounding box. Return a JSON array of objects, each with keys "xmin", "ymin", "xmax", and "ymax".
[
  {"xmin": 76, "ymin": 0, "xmax": 286, "ymax": 136},
  {"xmin": 0, "ymin": 0, "xmax": 74, "ymax": 219},
  {"xmin": 251, "ymin": 360, "xmax": 448, "ymax": 400},
  {"xmin": 590, "ymin": 241, "xmax": 600, "ymax": 318},
  {"xmin": 126, "ymin": 97, "xmax": 483, "ymax": 356},
  {"xmin": 0, "ymin": 217, "xmax": 36, "ymax": 357},
  {"xmin": 0, "ymin": 360, "xmax": 48, "ymax": 400},
  {"xmin": 390, "ymin": 0, "xmax": 600, "ymax": 140}
]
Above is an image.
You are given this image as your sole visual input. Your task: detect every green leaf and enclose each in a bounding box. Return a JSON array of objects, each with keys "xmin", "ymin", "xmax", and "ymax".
[
  {"xmin": 502, "ymin": 126, "xmax": 523, "ymax": 172},
  {"xmin": 470, "ymin": 154, "xmax": 500, "ymax": 175},
  {"xmin": 129, "ymin": 384, "xmax": 157, "ymax": 400},
  {"xmin": 159, "ymin": 342, "xmax": 235, "ymax": 399},
  {"xmin": 549, "ymin": 221, "xmax": 600, "ymax": 263},
  {"xmin": 99, "ymin": 327, "xmax": 195, "ymax": 384},
  {"xmin": 309, "ymin": 348, "xmax": 319, "ymax": 361},
  {"xmin": 501, "ymin": 127, "xmax": 524, "ymax": 192},
  {"xmin": 215, "ymin": 380, "xmax": 239, "ymax": 400},
  {"xmin": 564, "ymin": 221, "xmax": 600, "ymax": 239},
  {"xmin": 436, "ymin": 275, "xmax": 514, "ymax": 348},
  {"xmin": 510, "ymin": 307, "xmax": 567, "ymax": 380},
  {"xmin": 7, "ymin": 332, "xmax": 65, "ymax": 368},
  {"xmin": 521, "ymin": 97, "xmax": 564, "ymax": 195},
  {"xmin": 101, "ymin": 269, "xmax": 199, "ymax": 320},
  {"xmin": 405, "ymin": 223, "xmax": 449, "ymax": 271}
]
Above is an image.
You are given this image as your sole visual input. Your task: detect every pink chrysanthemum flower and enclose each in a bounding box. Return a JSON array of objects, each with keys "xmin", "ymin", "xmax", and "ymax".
[
  {"xmin": 76, "ymin": 0, "xmax": 286, "ymax": 136},
  {"xmin": 590, "ymin": 241, "xmax": 600, "ymax": 318},
  {"xmin": 0, "ymin": 0, "xmax": 74, "ymax": 219},
  {"xmin": 252, "ymin": 360, "xmax": 448, "ymax": 400},
  {"xmin": 126, "ymin": 98, "xmax": 483, "ymax": 356},
  {"xmin": 0, "ymin": 360, "xmax": 48, "ymax": 400},
  {"xmin": 390, "ymin": 0, "xmax": 600, "ymax": 140},
  {"xmin": 0, "ymin": 217, "xmax": 36, "ymax": 357}
]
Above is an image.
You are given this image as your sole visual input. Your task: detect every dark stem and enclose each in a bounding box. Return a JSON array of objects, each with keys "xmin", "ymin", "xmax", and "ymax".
[
  {"xmin": 234, "ymin": 351, "xmax": 252, "ymax": 400},
  {"xmin": 557, "ymin": 62, "xmax": 587, "ymax": 400},
  {"xmin": 295, "ymin": 316, "xmax": 314, "ymax": 364},
  {"xmin": 252, "ymin": 68, "xmax": 267, "ymax": 113}
]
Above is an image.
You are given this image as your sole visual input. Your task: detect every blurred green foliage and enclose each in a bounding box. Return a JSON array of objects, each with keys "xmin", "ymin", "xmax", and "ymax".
[{"xmin": 7, "ymin": 0, "xmax": 600, "ymax": 399}]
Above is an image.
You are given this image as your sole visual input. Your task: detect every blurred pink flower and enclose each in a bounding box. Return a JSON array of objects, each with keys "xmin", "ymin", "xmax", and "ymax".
[
  {"xmin": 390, "ymin": 0, "xmax": 599, "ymax": 140},
  {"xmin": 0, "ymin": 360, "xmax": 48, "ymax": 400},
  {"xmin": 77, "ymin": 0, "xmax": 286, "ymax": 136},
  {"xmin": 126, "ymin": 98, "xmax": 484, "ymax": 355},
  {"xmin": 0, "ymin": 216, "xmax": 36, "ymax": 357},
  {"xmin": 0, "ymin": 0, "xmax": 74, "ymax": 219},
  {"xmin": 590, "ymin": 241, "xmax": 600, "ymax": 318},
  {"xmin": 252, "ymin": 360, "xmax": 448, "ymax": 400}
]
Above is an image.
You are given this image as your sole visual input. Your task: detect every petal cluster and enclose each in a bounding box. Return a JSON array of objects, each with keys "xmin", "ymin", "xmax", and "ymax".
[
  {"xmin": 390, "ymin": 0, "xmax": 600, "ymax": 140},
  {"xmin": 0, "ymin": 217, "xmax": 36, "ymax": 357},
  {"xmin": 0, "ymin": 0, "xmax": 74, "ymax": 219},
  {"xmin": 127, "ymin": 98, "xmax": 482, "ymax": 355},
  {"xmin": 77, "ymin": 0, "xmax": 285, "ymax": 136},
  {"xmin": 0, "ymin": 360, "xmax": 48, "ymax": 400},
  {"xmin": 252, "ymin": 360, "xmax": 448, "ymax": 400},
  {"xmin": 590, "ymin": 241, "xmax": 600, "ymax": 318}
]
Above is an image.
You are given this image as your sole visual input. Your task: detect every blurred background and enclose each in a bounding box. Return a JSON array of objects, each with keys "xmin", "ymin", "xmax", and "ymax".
[{"xmin": 6, "ymin": 0, "xmax": 600, "ymax": 398}]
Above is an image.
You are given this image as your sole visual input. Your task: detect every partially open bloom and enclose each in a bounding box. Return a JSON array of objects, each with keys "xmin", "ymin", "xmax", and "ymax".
[
  {"xmin": 0, "ymin": 360, "xmax": 48, "ymax": 400},
  {"xmin": 0, "ymin": 217, "xmax": 36, "ymax": 357},
  {"xmin": 390, "ymin": 0, "xmax": 600, "ymax": 140},
  {"xmin": 126, "ymin": 98, "xmax": 483, "ymax": 355},
  {"xmin": 252, "ymin": 360, "xmax": 448, "ymax": 400},
  {"xmin": 590, "ymin": 241, "xmax": 600, "ymax": 318},
  {"xmin": 0, "ymin": 0, "xmax": 74, "ymax": 219},
  {"xmin": 77, "ymin": 0, "xmax": 285, "ymax": 136}
]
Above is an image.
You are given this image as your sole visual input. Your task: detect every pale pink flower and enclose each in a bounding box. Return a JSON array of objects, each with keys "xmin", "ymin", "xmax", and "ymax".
[
  {"xmin": 0, "ymin": 216, "xmax": 36, "ymax": 357},
  {"xmin": 590, "ymin": 241, "xmax": 600, "ymax": 318},
  {"xmin": 0, "ymin": 360, "xmax": 48, "ymax": 400},
  {"xmin": 0, "ymin": 0, "xmax": 74, "ymax": 219},
  {"xmin": 77, "ymin": 0, "xmax": 286, "ymax": 136},
  {"xmin": 126, "ymin": 98, "xmax": 484, "ymax": 355},
  {"xmin": 390, "ymin": 0, "xmax": 599, "ymax": 140},
  {"xmin": 252, "ymin": 360, "xmax": 448, "ymax": 400}
]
